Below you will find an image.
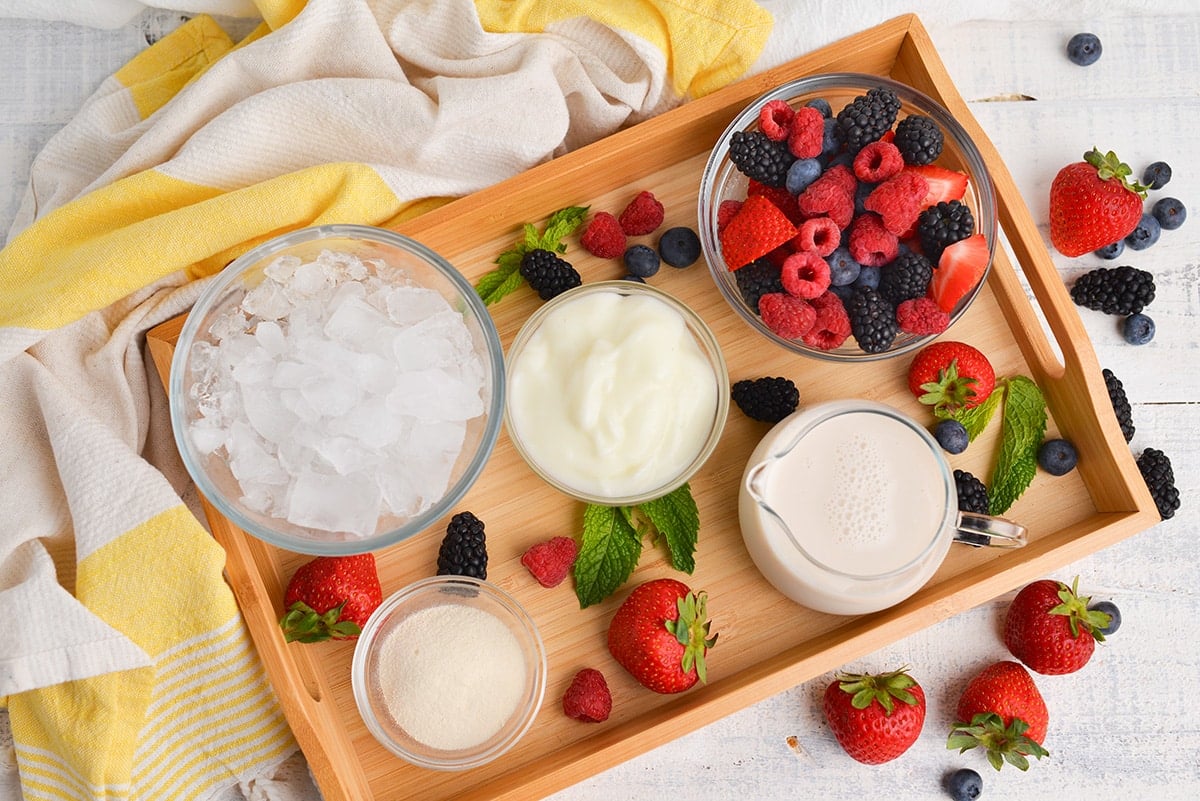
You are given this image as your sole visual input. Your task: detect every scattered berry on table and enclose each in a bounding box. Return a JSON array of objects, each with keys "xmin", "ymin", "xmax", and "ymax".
[
  {"xmin": 1037, "ymin": 438, "xmax": 1078, "ymax": 476},
  {"xmin": 847, "ymin": 285, "xmax": 899, "ymax": 353},
  {"xmin": 520, "ymin": 536, "xmax": 579, "ymax": 588},
  {"xmin": 735, "ymin": 257, "xmax": 784, "ymax": 308},
  {"xmin": 617, "ymin": 190, "xmax": 665, "ymax": 236},
  {"xmin": 1102, "ymin": 368, "xmax": 1136, "ymax": 442},
  {"xmin": 657, "ymin": 226, "xmax": 701, "ymax": 268},
  {"xmin": 917, "ymin": 199, "xmax": 975, "ymax": 262},
  {"xmin": 519, "ymin": 248, "xmax": 581, "ymax": 301},
  {"xmin": 893, "ymin": 114, "xmax": 944, "ymax": 165},
  {"xmin": 954, "ymin": 469, "xmax": 990, "ymax": 515},
  {"xmin": 781, "ymin": 250, "xmax": 832, "ymax": 298},
  {"xmin": 1136, "ymin": 447, "xmax": 1181, "ymax": 520},
  {"xmin": 805, "ymin": 97, "xmax": 832, "ymax": 118},
  {"xmin": 1088, "ymin": 600, "xmax": 1122, "ymax": 636},
  {"xmin": 279, "ymin": 554, "xmax": 382, "ymax": 643},
  {"xmin": 1066, "ymin": 32, "xmax": 1102, "ymax": 66},
  {"xmin": 759, "ymin": 292, "xmax": 817, "ymax": 339},
  {"xmin": 562, "ymin": 667, "xmax": 612, "ymax": 723},
  {"xmin": 907, "ymin": 340, "xmax": 996, "ymax": 414},
  {"xmin": 1094, "ymin": 239, "xmax": 1124, "ymax": 260},
  {"xmin": 785, "ymin": 157, "xmax": 823, "ymax": 194},
  {"xmin": 822, "ymin": 667, "xmax": 926, "ymax": 765},
  {"xmin": 436, "ymin": 511, "xmax": 488, "ymax": 579},
  {"xmin": 802, "ymin": 292, "xmax": 853, "ymax": 350},
  {"xmin": 949, "ymin": 660, "xmax": 1049, "ymax": 769},
  {"xmin": 930, "ymin": 233, "xmax": 990, "ymax": 313},
  {"xmin": 896, "ymin": 296, "xmax": 950, "ymax": 335},
  {"xmin": 878, "ymin": 249, "xmax": 933, "ymax": 305},
  {"xmin": 1124, "ymin": 213, "xmax": 1161, "ymax": 250},
  {"xmin": 580, "ymin": 211, "xmax": 626, "ymax": 259},
  {"xmin": 623, "ymin": 244, "xmax": 660, "ymax": 278},
  {"xmin": 945, "ymin": 767, "xmax": 983, "ymax": 801},
  {"xmin": 607, "ymin": 578, "xmax": 718, "ymax": 694},
  {"xmin": 852, "ymin": 140, "xmax": 904, "ymax": 182},
  {"xmin": 1142, "ymin": 160, "xmax": 1172, "ymax": 189},
  {"xmin": 787, "ymin": 105, "xmax": 827, "ymax": 159},
  {"xmin": 1151, "ymin": 196, "xmax": 1186, "ymax": 230},
  {"xmin": 622, "ymin": 273, "xmax": 645, "ymax": 283},
  {"xmin": 1069, "ymin": 265, "xmax": 1155, "ymax": 315},
  {"xmin": 827, "ymin": 246, "xmax": 863, "ymax": 286},
  {"xmin": 728, "ymin": 129, "xmax": 795, "ymax": 187},
  {"xmin": 1122, "ymin": 312, "xmax": 1156, "ymax": 345},
  {"xmin": 1049, "ymin": 148, "xmax": 1148, "ymax": 257},
  {"xmin": 731, "ymin": 376, "xmax": 799, "ymax": 423},
  {"xmin": 1004, "ymin": 576, "xmax": 1109, "ymax": 674},
  {"xmin": 836, "ymin": 86, "xmax": 901, "ymax": 154},
  {"xmin": 935, "ymin": 419, "xmax": 969, "ymax": 454}
]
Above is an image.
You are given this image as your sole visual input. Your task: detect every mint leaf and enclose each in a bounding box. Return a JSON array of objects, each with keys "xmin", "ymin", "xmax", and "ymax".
[
  {"xmin": 474, "ymin": 250, "xmax": 524, "ymax": 306},
  {"xmin": 473, "ymin": 205, "xmax": 588, "ymax": 306},
  {"xmin": 955, "ymin": 387, "xmax": 1004, "ymax": 441},
  {"xmin": 638, "ymin": 483, "xmax": 700, "ymax": 574},
  {"xmin": 989, "ymin": 376, "xmax": 1047, "ymax": 514},
  {"xmin": 574, "ymin": 504, "xmax": 642, "ymax": 608},
  {"xmin": 540, "ymin": 205, "xmax": 589, "ymax": 250}
]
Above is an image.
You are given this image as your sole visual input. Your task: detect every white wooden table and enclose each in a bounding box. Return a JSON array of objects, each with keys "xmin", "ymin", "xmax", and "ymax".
[{"xmin": 1, "ymin": 5, "xmax": 1196, "ymax": 800}]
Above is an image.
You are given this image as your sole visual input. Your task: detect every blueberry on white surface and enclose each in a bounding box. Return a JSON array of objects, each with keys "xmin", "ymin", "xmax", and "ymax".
[
  {"xmin": 934, "ymin": 419, "xmax": 969, "ymax": 455},
  {"xmin": 1089, "ymin": 600, "xmax": 1122, "ymax": 635},
  {"xmin": 1122, "ymin": 312, "xmax": 1155, "ymax": 345},
  {"xmin": 1124, "ymin": 213, "xmax": 1161, "ymax": 251},
  {"xmin": 1094, "ymin": 239, "xmax": 1124, "ymax": 260},
  {"xmin": 946, "ymin": 767, "xmax": 983, "ymax": 801},
  {"xmin": 1142, "ymin": 160, "xmax": 1172, "ymax": 189},
  {"xmin": 1066, "ymin": 32, "xmax": 1102, "ymax": 66},
  {"xmin": 1037, "ymin": 438, "xmax": 1078, "ymax": 476},
  {"xmin": 1151, "ymin": 197, "xmax": 1186, "ymax": 231}
]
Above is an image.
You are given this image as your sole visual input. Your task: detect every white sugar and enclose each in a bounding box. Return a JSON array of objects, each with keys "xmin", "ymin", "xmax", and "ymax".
[
  {"xmin": 186, "ymin": 247, "xmax": 487, "ymax": 538},
  {"xmin": 375, "ymin": 604, "xmax": 527, "ymax": 751}
]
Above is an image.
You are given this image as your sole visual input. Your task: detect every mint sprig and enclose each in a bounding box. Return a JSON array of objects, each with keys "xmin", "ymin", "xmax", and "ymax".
[
  {"xmin": 954, "ymin": 387, "xmax": 1003, "ymax": 441},
  {"xmin": 989, "ymin": 376, "xmax": 1047, "ymax": 514},
  {"xmin": 573, "ymin": 483, "xmax": 701, "ymax": 608},
  {"xmin": 474, "ymin": 205, "xmax": 589, "ymax": 306}
]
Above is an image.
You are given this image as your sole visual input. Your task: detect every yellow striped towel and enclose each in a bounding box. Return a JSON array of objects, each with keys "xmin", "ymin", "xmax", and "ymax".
[{"xmin": 0, "ymin": 1, "xmax": 771, "ymax": 800}]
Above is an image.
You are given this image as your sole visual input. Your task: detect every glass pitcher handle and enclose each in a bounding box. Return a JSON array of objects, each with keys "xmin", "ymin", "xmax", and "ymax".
[{"xmin": 953, "ymin": 511, "xmax": 1027, "ymax": 548}]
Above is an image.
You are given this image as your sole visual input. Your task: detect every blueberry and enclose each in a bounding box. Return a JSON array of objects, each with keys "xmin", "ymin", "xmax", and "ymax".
[
  {"xmin": 1094, "ymin": 240, "xmax": 1124, "ymax": 260},
  {"xmin": 1037, "ymin": 438, "xmax": 1078, "ymax": 476},
  {"xmin": 623, "ymin": 244, "xmax": 660, "ymax": 277},
  {"xmin": 785, "ymin": 158, "xmax": 823, "ymax": 195},
  {"xmin": 621, "ymin": 273, "xmax": 646, "ymax": 283},
  {"xmin": 854, "ymin": 181, "xmax": 875, "ymax": 215},
  {"xmin": 945, "ymin": 767, "xmax": 983, "ymax": 801},
  {"xmin": 827, "ymin": 246, "xmax": 863, "ymax": 286},
  {"xmin": 935, "ymin": 419, "xmax": 969, "ymax": 454},
  {"xmin": 805, "ymin": 97, "xmax": 832, "ymax": 118},
  {"xmin": 1152, "ymin": 197, "xmax": 1186, "ymax": 231},
  {"xmin": 828, "ymin": 283, "xmax": 854, "ymax": 304},
  {"xmin": 1124, "ymin": 213, "xmax": 1161, "ymax": 250},
  {"xmin": 1089, "ymin": 599, "xmax": 1122, "ymax": 635},
  {"xmin": 1066, "ymin": 32, "xmax": 1102, "ymax": 66},
  {"xmin": 657, "ymin": 226, "xmax": 701, "ymax": 268},
  {"xmin": 1142, "ymin": 161, "xmax": 1172, "ymax": 189},
  {"xmin": 1122, "ymin": 312, "xmax": 1155, "ymax": 345},
  {"xmin": 820, "ymin": 117, "xmax": 842, "ymax": 160},
  {"xmin": 852, "ymin": 264, "xmax": 881, "ymax": 290}
]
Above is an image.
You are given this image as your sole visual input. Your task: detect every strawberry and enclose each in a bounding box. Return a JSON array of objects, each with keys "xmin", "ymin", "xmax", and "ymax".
[
  {"xmin": 948, "ymin": 661, "xmax": 1049, "ymax": 771},
  {"xmin": 1049, "ymin": 148, "xmax": 1149, "ymax": 257},
  {"xmin": 1003, "ymin": 576, "xmax": 1111, "ymax": 675},
  {"xmin": 279, "ymin": 554, "xmax": 382, "ymax": 643},
  {"xmin": 606, "ymin": 578, "xmax": 717, "ymax": 694},
  {"xmin": 903, "ymin": 163, "xmax": 968, "ymax": 207},
  {"xmin": 562, "ymin": 667, "xmax": 612, "ymax": 723},
  {"xmin": 822, "ymin": 667, "xmax": 926, "ymax": 765},
  {"xmin": 906, "ymin": 340, "xmax": 996, "ymax": 416},
  {"xmin": 929, "ymin": 233, "xmax": 989, "ymax": 313},
  {"xmin": 719, "ymin": 194, "xmax": 797, "ymax": 270}
]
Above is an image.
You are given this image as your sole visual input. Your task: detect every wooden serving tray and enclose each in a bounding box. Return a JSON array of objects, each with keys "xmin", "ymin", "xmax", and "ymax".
[{"xmin": 147, "ymin": 14, "xmax": 1160, "ymax": 801}]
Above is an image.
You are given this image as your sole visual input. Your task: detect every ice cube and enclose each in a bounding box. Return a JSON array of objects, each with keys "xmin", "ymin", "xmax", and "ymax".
[
  {"xmin": 286, "ymin": 468, "xmax": 381, "ymax": 537},
  {"xmin": 231, "ymin": 344, "xmax": 275, "ymax": 386},
  {"xmin": 253, "ymin": 320, "xmax": 287, "ymax": 355},
  {"xmin": 242, "ymin": 280, "xmax": 292, "ymax": 320},
  {"xmin": 242, "ymin": 383, "xmax": 298, "ymax": 444},
  {"xmin": 326, "ymin": 397, "xmax": 402, "ymax": 447},
  {"xmin": 324, "ymin": 294, "xmax": 391, "ymax": 351},
  {"xmin": 314, "ymin": 435, "xmax": 377, "ymax": 476},
  {"xmin": 388, "ymin": 368, "xmax": 483, "ymax": 421},
  {"xmin": 227, "ymin": 422, "xmax": 288, "ymax": 486},
  {"xmin": 384, "ymin": 286, "xmax": 451, "ymax": 326},
  {"xmin": 263, "ymin": 254, "xmax": 301, "ymax": 283}
]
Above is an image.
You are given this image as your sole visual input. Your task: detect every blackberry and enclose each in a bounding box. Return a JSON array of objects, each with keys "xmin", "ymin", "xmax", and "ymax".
[
  {"xmin": 916, "ymin": 200, "xmax": 975, "ymax": 262},
  {"xmin": 519, "ymin": 248, "xmax": 581, "ymax": 301},
  {"xmin": 437, "ymin": 511, "xmax": 488, "ymax": 579},
  {"xmin": 728, "ymin": 129, "xmax": 795, "ymax": 187},
  {"xmin": 835, "ymin": 87, "xmax": 901, "ymax": 154},
  {"xmin": 1136, "ymin": 448, "xmax": 1180, "ymax": 520},
  {"xmin": 954, "ymin": 469, "xmax": 990, "ymax": 515},
  {"xmin": 731, "ymin": 376, "xmax": 799, "ymax": 423},
  {"xmin": 735, "ymin": 257, "xmax": 784, "ymax": 310},
  {"xmin": 1070, "ymin": 265, "xmax": 1155, "ymax": 315},
  {"xmin": 892, "ymin": 114, "xmax": 944, "ymax": 165},
  {"xmin": 877, "ymin": 250, "xmax": 933, "ymax": 305},
  {"xmin": 847, "ymin": 285, "xmax": 899, "ymax": 353},
  {"xmin": 1102, "ymin": 368, "xmax": 1135, "ymax": 442}
]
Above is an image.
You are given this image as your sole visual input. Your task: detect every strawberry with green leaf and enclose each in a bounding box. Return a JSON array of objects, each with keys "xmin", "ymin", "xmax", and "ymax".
[
  {"xmin": 1049, "ymin": 148, "xmax": 1148, "ymax": 257},
  {"xmin": 279, "ymin": 554, "xmax": 382, "ymax": 643},
  {"xmin": 1003, "ymin": 576, "xmax": 1112, "ymax": 674},
  {"xmin": 907, "ymin": 340, "xmax": 996, "ymax": 417},
  {"xmin": 948, "ymin": 660, "xmax": 1050, "ymax": 771},
  {"xmin": 607, "ymin": 578, "xmax": 717, "ymax": 694},
  {"xmin": 822, "ymin": 667, "xmax": 926, "ymax": 764}
]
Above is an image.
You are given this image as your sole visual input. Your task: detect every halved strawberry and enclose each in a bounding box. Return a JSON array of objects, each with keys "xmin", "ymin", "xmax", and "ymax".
[
  {"xmin": 720, "ymin": 194, "xmax": 798, "ymax": 270},
  {"xmin": 904, "ymin": 164, "xmax": 969, "ymax": 208},
  {"xmin": 929, "ymin": 233, "xmax": 989, "ymax": 313}
]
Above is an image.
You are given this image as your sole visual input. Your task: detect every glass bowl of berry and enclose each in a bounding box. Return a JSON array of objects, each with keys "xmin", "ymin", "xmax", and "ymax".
[{"xmin": 697, "ymin": 72, "xmax": 997, "ymax": 360}]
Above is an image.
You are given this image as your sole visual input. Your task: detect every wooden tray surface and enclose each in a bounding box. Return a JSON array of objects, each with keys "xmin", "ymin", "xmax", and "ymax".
[{"xmin": 147, "ymin": 14, "xmax": 1160, "ymax": 801}]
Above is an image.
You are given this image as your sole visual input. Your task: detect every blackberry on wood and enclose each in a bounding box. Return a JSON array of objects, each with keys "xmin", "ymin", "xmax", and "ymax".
[
  {"xmin": 437, "ymin": 511, "xmax": 488, "ymax": 579},
  {"xmin": 954, "ymin": 470, "xmax": 990, "ymax": 515},
  {"xmin": 519, "ymin": 248, "xmax": 581, "ymax": 301},
  {"xmin": 731, "ymin": 376, "xmax": 799, "ymax": 423},
  {"xmin": 1102, "ymin": 368, "xmax": 1135, "ymax": 442}
]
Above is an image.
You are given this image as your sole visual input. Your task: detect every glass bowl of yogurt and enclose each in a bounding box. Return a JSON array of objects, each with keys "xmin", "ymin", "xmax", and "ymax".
[
  {"xmin": 351, "ymin": 575, "xmax": 547, "ymax": 771},
  {"xmin": 504, "ymin": 281, "xmax": 730, "ymax": 506},
  {"xmin": 169, "ymin": 224, "xmax": 505, "ymax": 555}
]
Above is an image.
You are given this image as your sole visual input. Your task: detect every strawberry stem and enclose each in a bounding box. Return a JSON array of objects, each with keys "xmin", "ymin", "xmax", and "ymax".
[
  {"xmin": 947, "ymin": 712, "xmax": 1049, "ymax": 771},
  {"xmin": 664, "ymin": 591, "xmax": 718, "ymax": 684},
  {"xmin": 1049, "ymin": 575, "xmax": 1111, "ymax": 642},
  {"xmin": 1083, "ymin": 147, "xmax": 1150, "ymax": 198},
  {"xmin": 835, "ymin": 667, "xmax": 920, "ymax": 716}
]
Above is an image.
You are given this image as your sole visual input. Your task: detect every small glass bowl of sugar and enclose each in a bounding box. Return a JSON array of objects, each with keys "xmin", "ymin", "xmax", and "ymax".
[
  {"xmin": 352, "ymin": 575, "xmax": 547, "ymax": 771},
  {"xmin": 168, "ymin": 224, "xmax": 505, "ymax": 555}
]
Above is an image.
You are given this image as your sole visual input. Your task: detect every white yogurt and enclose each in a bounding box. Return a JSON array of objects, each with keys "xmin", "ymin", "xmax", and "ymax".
[{"xmin": 506, "ymin": 286, "xmax": 721, "ymax": 501}]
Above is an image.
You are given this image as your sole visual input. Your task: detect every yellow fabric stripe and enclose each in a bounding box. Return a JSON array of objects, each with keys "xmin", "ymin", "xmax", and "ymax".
[
  {"xmin": 0, "ymin": 163, "xmax": 406, "ymax": 333},
  {"xmin": 472, "ymin": 0, "xmax": 773, "ymax": 98},
  {"xmin": 115, "ymin": 16, "xmax": 235, "ymax": 119}
]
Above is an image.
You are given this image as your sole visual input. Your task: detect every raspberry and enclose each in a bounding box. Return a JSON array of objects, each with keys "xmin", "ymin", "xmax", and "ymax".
[
  {"xmin": 893, "ymin": 114, "xmax": 944, "ymax": 165},
  {"xmin": 758, "ymin": 99, "xmax": 795, "ymax": 141},
  {"xmin": 720, "ymin": 194, "xmax": 798, "ymax": 270},
  {"xmin": 787, "ymin": 105, "xmax": 826, "ymax": 159},
  {"xmin": 717, "ymin": 199, "xmax": 743, "ymax": 233},
  {"xmin": 580, "ymin": 211, "xmax": 626, "ymax": 259},
  {"xmin": 819, "ymin": 163, "xmax": 858, "ymax": 195},
  {"xmin": 794, "ymin": 216, "xmax": 841, "ymax": 257},
  {"xmin": 758, "ymin": 292, "xmax": 817, "ymax": 339},
  {"xmin": 853, "ymin": 140, "xmax": 904, "ymax": 183},
  {"xmin": 520, "ymin": 536, "xmax": 579, "ymax": 588},
  {"xmin": 797, "ymin": 166, "xmax": 856, "ymax": 229},
  {"xmin": 801, "ymin": 293, "xmax": 851, "ymax": 350},
  {"xmin": 731, "ymin": 376, "xmax": 799, "ymax": 423},
  {"xmin": 895, "ymin": 296, "xmax": 950, "ymax": 335},
  {"xmin": 519, "ymin": 248, "xmax": 581, "ymax": 301},
  {"xmin": 436, "ymin": 511, "xmax": 488, "ymax": 579},
  {"xmin": 562, "ymin": 668, "xmax": 612, "ymax": 723},
  {"xmin": 618, "ymin": 190, "xmax": 665, "ymax": 236},
  {"xmin": 781, "ymin": 251, "xmax": 831, "ymax": 299},
  {"xmin": 847, "ymin": 212, "xmax": 899, "ymax": 267},
  {"xmin": 864, "ymin": 170, "xmax": 929, "ymax": 235}
]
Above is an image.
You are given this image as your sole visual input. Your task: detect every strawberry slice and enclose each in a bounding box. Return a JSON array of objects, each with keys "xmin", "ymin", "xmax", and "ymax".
[
  {"xmin": 719, "ymin": 194, "xmax": 798, "ymax": 270},
  {"xmin": 929, "ymin": 233, "xmax": 989, "ymax": 313},
  {"xmin": 903, "ymin": 164, "xmax": 969, "ymax": 208}
]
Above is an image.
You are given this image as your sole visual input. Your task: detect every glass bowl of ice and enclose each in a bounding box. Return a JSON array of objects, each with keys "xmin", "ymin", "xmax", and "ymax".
[{"xmin": 168, "ymin": 224, "xmax": 505, "ymax": 555}]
